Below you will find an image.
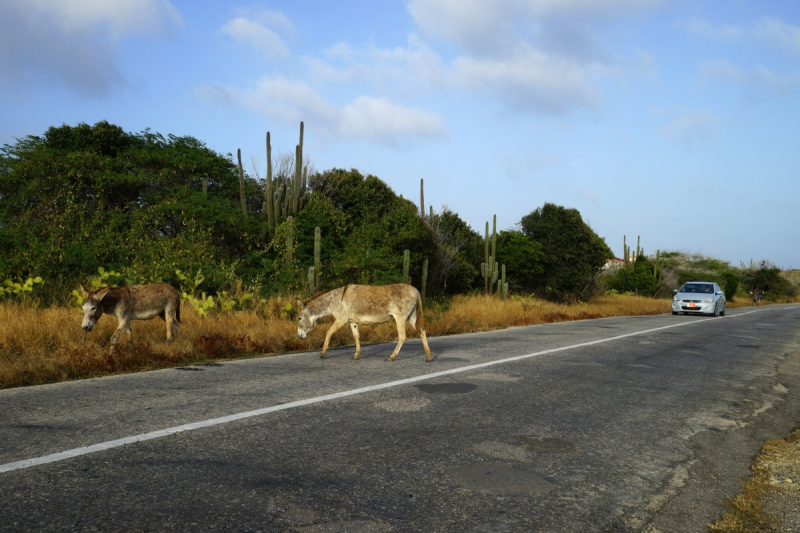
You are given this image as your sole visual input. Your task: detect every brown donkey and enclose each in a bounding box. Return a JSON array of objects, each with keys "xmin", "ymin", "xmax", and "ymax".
[
  {"xmin": 297, "ymin": 284, "xmax": 431, "ymax": 361},
  {"xmin": 78, "ymin": 283, "xmax": 181, "ymax": 344}
]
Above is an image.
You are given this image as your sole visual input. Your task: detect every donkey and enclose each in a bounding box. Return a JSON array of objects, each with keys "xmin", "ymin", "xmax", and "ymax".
[
  {"xmin": 297, "ymin": 283, "xmax": 431, "ymax": 362},
  {"xmin": 78, "ymin": 283, "xmax": 181, "ymax": 344}
]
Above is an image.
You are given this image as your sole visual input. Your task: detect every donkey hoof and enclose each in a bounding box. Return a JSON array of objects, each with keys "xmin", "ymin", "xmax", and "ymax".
[
  {"xmin": 320, "ymin": 354, "xmax": 327, "ymax": 359},
  {"xmin": 352, "ymin": 355, "xmax": 360, "ymax": 360}
]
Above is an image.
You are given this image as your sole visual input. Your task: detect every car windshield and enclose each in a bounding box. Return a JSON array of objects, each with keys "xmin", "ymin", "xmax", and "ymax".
[{"xmin": 680, "ymin": 283, "xmax": 714, "ymax": 294}]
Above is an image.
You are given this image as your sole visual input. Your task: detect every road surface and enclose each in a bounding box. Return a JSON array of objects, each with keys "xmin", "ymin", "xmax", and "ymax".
[{"xmin": 2, "ymin": 305, "xmax": 800, "ymax": 532}]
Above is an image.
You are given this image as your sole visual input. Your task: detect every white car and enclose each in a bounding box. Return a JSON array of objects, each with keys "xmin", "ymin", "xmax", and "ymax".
[{"xmin": 671, "ymin": 282, "xmax": 726, "ymax": 316}]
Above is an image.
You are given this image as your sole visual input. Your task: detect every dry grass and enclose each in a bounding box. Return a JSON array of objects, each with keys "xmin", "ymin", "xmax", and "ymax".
[
  {"xmin": 707, "ymin": 429, "xmax": 800, "ymax": 532},
  {"xmin": 0, "ymin": 293, "xmax": 781, "ymax": 389}
]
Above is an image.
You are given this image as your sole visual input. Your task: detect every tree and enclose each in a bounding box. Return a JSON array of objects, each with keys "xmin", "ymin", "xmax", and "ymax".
[
  {"xmin": 495, "ymin": 230, "xmax": 544, "ymax": 293},
  {"xmin": 520, "ymin": 203, "xmax": 612, "ymax": 302},
  {"xmin": 0, "ymin": 121, "xmax": 261, "ymax": 301}
]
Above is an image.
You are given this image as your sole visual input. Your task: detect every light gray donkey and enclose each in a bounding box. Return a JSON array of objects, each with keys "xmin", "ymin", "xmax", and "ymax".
[{"xmin": 297, "ymin": 283, "xmax": 431, "ymax": 361}]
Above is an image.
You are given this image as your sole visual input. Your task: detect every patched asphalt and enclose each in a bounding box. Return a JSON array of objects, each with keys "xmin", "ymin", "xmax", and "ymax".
[{"xmin": 2, "ymin": 305, "xmax": 800, "ymax": 532}]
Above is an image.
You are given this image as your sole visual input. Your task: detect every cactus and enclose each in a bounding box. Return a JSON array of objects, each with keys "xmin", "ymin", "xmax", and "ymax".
[
  {"xmin": 237, "ymin": 148, "xmax": 247, "ymax": 215},
  {"xmin": 623, "ymin": 235, "xmax": 627, "ymax": 265},
  {"xmin": 264, "ymin": 122, "xmax": 309, "ymax": 231},
  {"xmin": 266, "ymin": 132, "xmax": 274, "ymax": 232},
  {"xmin": 403, "ymin": 249, "xmax": 410, "ymax": 282},
  {"xmin": 314, "ymin": 227, "xmax": 321, "ymax": 292},
  {"xmin": 307, "ymin": 266, "xmax": 315, "ymax": 295},
  {"xmin": 501, "ymin": 265, "xmax": 506, "ymax": 299},
  {"xmin": 286, "ymin": 216, "xmax": 294, "ymax": 264},
  {"xmin": 420, "ymin": 178, "xmax": 425, "ymax": 223},
  {"xmin": 482, "ymin": 215, "xmax": 498, "ymax": 294},
  {"xmin": 421, "ymin": 257, "xmax": 428, "ymax": 300},
  {"xmin": 292, "ymin": 122, "xmax": 304, "ymax": 213}
]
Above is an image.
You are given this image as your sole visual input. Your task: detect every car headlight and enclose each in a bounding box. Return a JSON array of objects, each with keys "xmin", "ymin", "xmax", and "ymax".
[
  {"xmin": 673, "ymin": 296, "xmax": 680, "ymax": 301},
  {"xmin": 703, "ymin": 297, "xmax": 714, "ymax": 303}
]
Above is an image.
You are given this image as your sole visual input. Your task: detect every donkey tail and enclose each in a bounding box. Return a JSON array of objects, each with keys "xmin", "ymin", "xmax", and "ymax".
[
  {"xmin": 415, "ymin": 292, "xmax": 426, "ymax": 333},
  {"xmin": 176, "ymin": 299, "xmax": 182, "ymax": 324}
]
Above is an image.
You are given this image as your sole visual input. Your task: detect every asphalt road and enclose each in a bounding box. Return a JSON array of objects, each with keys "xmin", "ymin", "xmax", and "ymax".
[{"xmin": 2, "ymin": 305, "xmax": 800, "ymax": 532}]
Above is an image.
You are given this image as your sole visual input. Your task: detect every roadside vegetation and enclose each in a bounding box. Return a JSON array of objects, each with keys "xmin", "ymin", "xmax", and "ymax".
[
  {"xmin": 1, "ymin": 120, "xmax": 798, "ymax": 389},
  {"xmin": 709, "ymin": 428, "xmax": 800, "ymax": 532}
]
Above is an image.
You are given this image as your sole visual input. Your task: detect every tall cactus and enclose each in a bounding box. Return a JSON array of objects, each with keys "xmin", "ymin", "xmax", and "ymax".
[
  {"xmin": 421, "ymin": 258, "xmax": 428, "ymax": 300},
  {"xmin": 482, "ymin": 215, "xmax": 498, "ymax": 294},
  {"xmin": 403, "ymin": 249, "xmax": 410, "ymax": 282},
  {"xmin": 237, "ymin": 148, "xmax": 247, "ymax": 215},
  {"xmin": 501, "ymin": 265, "xmax": 507, "ymax": 300},
  {"xmin": 420, "ymin": 178, "xmax": 425, "ymax": 223},
  {"xmin": 307, "ymin": 266, "xmax": 315, "ymax": 295},
  {"xmin": 314, "ymin": 227, "xmax": 321, "ymax": 292},
  {"xmin": 292, "ymin": 122, "xmax": 304, "ymax": 213},
  {"xmin": 286, "ymin": 216, "xmax": 294, "ymax": 264},
  {"xmin": 266, "ymin": 132, "xmax": 274, "ymax": 232}
]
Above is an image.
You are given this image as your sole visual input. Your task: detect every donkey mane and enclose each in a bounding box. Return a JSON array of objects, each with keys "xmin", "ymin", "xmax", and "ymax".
[{"xmin": 302, "ymin": 286, "xmax": 345, "ymax": 306}]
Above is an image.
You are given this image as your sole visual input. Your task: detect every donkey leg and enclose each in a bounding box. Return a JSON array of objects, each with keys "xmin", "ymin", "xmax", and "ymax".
[
  {"xmin": 350, "ymin": 322, "xmax": 361, "ymax": 360},
  {"xmin": 406, "ymin": 310, "xmax": 431, "ymax": 362},
  {"xmin": 420, "ymin": 329, "xmax": 431, "ymax": 362},
  {"xmin": 387, "ymin": 317, "xmax": 407, "ymax": 361},
  {"xmin": 109, "ymin": 320, "xmax": 128, "ymax": 344},
  {"xmin": 321, "ymin": 319, "xmax": 347, "ymax": 358}
]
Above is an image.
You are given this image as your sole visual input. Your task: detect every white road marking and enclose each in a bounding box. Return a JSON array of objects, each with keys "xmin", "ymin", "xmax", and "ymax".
[{"xmin": 0, "ymin": 310, "xmax": 763, "ymax": 474}]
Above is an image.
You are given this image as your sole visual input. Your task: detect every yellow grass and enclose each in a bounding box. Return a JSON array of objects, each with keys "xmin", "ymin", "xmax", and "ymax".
[{"xmin": 0, "ymin": 293, "xmax": 781, "ymax": 389}]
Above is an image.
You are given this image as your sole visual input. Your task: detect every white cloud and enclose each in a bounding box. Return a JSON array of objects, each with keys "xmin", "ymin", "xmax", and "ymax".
[
  {"xmin": 0, "ymin": 0, "xmax": 181, "ymax": 97},
  {"xmin": 678, "ymin": 16, "xmax": 800, "ymax": 56},
  {"xmin": 658, "ymin": 110, "xmax": 715, "ymax": 146},
  {"xmin": 699, "ymin": 59, "xmax": 800, "ymax": 94},
  {"xmin": 219, "ymin": 17, "xmax": 290, "ymax": 58},
  {"xmin": 400, "ymin": 0, "xmax": 655, "ymax": 114},
  {"xmin": 7, "ymin": 0, "xmax": 181, "ymax": 38},
  {"xmin": 196, "ymin": 77, "xmax": 446, "ymax": 146},
  {"xmin": 752, "ymin": 17, "xmax": 800, "ymax": 56},
  {"xmin": 452, "ymin": 47, "xmax": 599, "ymax": 114},
  {"xmin": 675, "ymin": 18, "xmax": 744, "ymax": 41},
  {"xmin": 306, "ymin": 36, "xmax": 445, "ymax": 96},
  {"xmin": 407, "ymin": 0, "xmax": 659, "ymax": 55}
]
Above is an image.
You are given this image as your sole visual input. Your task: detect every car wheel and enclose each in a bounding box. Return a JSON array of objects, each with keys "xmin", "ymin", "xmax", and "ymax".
[
  {"xmin": 720, "ymin": 305, "xmax": 725, "ymax": 316},
  {"xmin": 672, "ymin": 311, "xmax": 678, "ymax": 315}
]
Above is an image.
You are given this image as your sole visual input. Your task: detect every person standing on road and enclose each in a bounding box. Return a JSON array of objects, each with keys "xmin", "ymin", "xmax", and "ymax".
[
  {"xmin": 752, "ymin": 288, "xmax": 758, "ymax": 306},
  {"xmin": 758, "ymin": 289, "xmax": 765, "ymax": 306}
]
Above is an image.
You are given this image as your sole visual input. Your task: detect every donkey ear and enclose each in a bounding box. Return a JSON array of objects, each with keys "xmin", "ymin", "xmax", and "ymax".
[
  {"xmin": 295, "ymin": 299, "xmax": 305, "ymax": 310},
  {"xmin": 78, "ymin": 283, "xmax": 90, "ymax": 298},
  {"xmin": 94, "ymin": 287, "xmax": 110, "ymax": 301}
]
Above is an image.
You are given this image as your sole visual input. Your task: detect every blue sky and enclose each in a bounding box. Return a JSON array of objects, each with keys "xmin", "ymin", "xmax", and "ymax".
[{"xmin": 2, "ymin": 0, "xmax": 799, "ymax": 268}]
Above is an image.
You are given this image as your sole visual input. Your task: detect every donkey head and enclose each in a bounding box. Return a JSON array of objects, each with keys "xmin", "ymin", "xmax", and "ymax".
[
  {"xmin": 296, "ymin": 300, "xmax": 317, "ymax": 339},
  {"xmin": 78, "ymin": 284, "xmax": 109, "ymax": 332}
]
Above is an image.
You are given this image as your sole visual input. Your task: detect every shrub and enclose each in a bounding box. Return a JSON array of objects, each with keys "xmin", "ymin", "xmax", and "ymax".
[{"xmin": 520, "ymin": 203, "xmax": 612, "ymax": 302}]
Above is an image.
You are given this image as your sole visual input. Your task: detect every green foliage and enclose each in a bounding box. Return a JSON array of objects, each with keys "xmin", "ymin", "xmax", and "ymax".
[
  {"xmin": 603, "ymin": 256, "xmax": 660, "ymax": 296},
  {"xmin": 1, "ymin": 276, "xmax": 44, "ymax": 299},
  {"xmin": 495, "ymin": 230, "xmax": 544, "ymax": 293},
  {"xmin": 520, "ymin": 203, "xmax": 613, "ymax": 302},
  {"xmin": 741, "ymin": 262, "xmax": 798, "ymax": 300},
  {"xmin": 184, "ymin": 292, "xmax": 215, "ymax": 317},
  {"xmin": 721, "ymin": 272, "xmax": 740, "ymax": 302},
  {"xmin": 0, "ymin": 121, "xmax": 265, "ymax": 303}
]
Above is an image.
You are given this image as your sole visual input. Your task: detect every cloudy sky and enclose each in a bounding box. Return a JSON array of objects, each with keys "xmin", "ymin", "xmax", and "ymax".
[{"xmin": 2, "ymin": 0, "xmax": 799, "ymax": 267}]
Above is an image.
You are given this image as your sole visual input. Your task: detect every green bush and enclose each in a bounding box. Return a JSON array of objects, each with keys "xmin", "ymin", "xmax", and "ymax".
[
  {"xmin": 741, "ymin": 262, "xmax": 798, "ymax": 301},
  {"xmin": 520, "ymin": 203, "xmax": 612, "ymax": 302},
  {"xmin": 603, "ymin": 256, "xmax": 660, "ymax": 297},
  {"xmin": 721, "ymin": 272, "xmax": 740, "ymax": 302}
]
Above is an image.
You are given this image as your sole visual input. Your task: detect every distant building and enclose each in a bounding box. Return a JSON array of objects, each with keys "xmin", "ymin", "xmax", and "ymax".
[{"xmin": 604, "ymin": 257, "xmax": 625, "ymax": 269}]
